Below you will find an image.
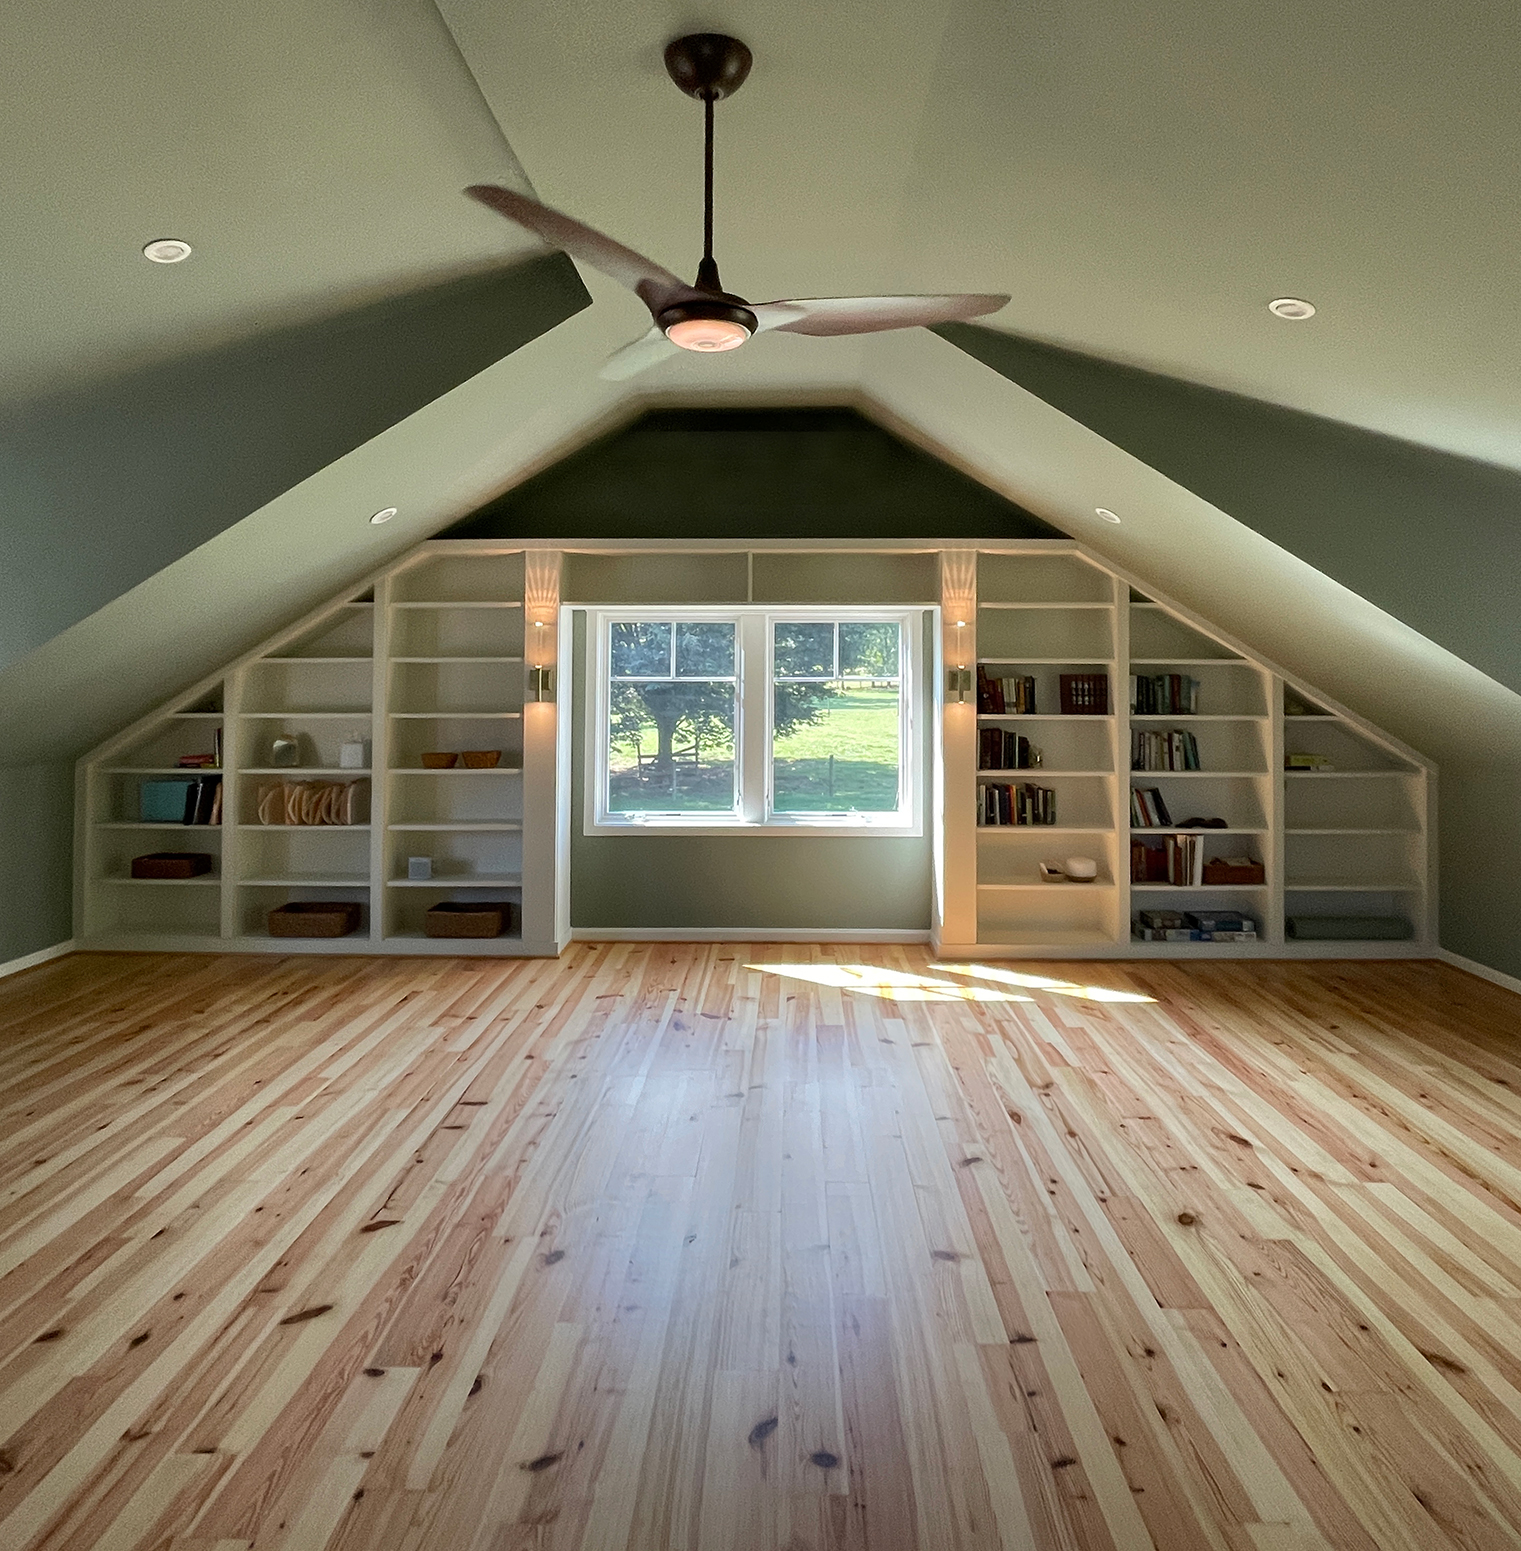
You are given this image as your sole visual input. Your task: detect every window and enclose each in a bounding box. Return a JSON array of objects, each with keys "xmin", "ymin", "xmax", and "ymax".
[{"xmin": 589, "ymin": 608, "xmax": 922, "ymax": 834}]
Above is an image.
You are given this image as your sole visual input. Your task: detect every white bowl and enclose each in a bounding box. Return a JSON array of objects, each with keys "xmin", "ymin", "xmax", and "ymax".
[{"xmin": 1063, "ymin": 855, "xmax": 1099, "ymax": 882}]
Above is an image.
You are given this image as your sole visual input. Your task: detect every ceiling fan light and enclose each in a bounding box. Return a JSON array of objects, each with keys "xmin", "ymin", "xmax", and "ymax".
[
  {"xmin": 665, "ymin": 316, "xmax": 751, "ymax": 352},
  {"xmin": 658, "ymin": 297, "xmax": 757, "ymax": 354}
]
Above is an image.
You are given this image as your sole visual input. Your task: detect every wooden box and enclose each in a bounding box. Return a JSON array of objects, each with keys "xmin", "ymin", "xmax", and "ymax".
[
  {"xmin": 424, "ymin": 902, "xmax": 514, "ymax": 939},
  {"xmin": 268, "ymin": 901, "xmax": 362, "ymax": 938},
  {"xmin": 131, "ymin": 851, "xmax": 214, "ymax": 879},
  {"xmin": 1201, "ymin": 858, "xmax": 1265, "ymax": 885}
]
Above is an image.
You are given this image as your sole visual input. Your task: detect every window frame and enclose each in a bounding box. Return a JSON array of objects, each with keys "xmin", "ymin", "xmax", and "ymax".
[{"xmin": 585, "ymin": 605, "xmax": 924, "ymax": 837}]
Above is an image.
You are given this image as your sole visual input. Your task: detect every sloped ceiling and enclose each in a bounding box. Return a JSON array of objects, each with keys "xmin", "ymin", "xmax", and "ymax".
[{"xmin": 4, "ymin": 0, "xmax": 1521, "ymax": 971}]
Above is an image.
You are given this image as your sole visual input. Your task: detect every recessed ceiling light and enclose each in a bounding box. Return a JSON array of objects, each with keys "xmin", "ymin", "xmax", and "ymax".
[
  {"xmin": 1095, "ymin": 508, "xmax": 1122, "ymax": 524},
  {"xmin": 1268, "ymin": 297, "xmax": 1316, "ymax": 320},
  {"xmin": 142, "ymin": 238, "xmax": 192, "ymax": 264},
  {"xmin": 369, "ymin": 507, "xmax": 398, "ymax": 525}
]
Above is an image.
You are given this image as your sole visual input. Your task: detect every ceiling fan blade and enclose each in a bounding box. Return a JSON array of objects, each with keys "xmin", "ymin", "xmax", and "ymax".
[
  {"xmin": 466, "ymin": 185, "xmax": 693, "ymax": 313},
  {"xmin": 600, "ymin": 327, "xmax": 682, "ymax": 381},
  {"xmin": 751, "ymin": 293, "xmax": 1010, "ymax": 337}
]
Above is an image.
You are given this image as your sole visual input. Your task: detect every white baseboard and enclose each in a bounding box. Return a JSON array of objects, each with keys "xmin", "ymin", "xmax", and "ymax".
[
  {"xmin": 571, "ymin": 927, "xmax": 932, "ymax": 944},
  {"xmin": 1436, "ymin": 948, "xmax": 1521, "ymax": 998},
  {"xmin": 0, "ymin": 939, "xmax": 75, "ymax": 981}
]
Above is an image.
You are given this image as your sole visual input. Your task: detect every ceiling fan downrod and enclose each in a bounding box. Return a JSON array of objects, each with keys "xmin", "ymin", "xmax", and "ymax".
[{"xmin": 658, "ymin": 34, "xmax": 757, "ymax": 348}]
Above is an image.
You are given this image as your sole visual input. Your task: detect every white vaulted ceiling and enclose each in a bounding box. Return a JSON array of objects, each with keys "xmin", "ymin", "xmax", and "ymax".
[{"xmin": 4, "ymin": 0, "xmax": 1521, "ymax": 783}]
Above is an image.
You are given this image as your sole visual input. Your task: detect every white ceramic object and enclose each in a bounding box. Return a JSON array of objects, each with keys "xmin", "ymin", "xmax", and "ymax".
[{"xmin": 1063, "ymin": 855, "xmax": 1099, "ymax": 882}]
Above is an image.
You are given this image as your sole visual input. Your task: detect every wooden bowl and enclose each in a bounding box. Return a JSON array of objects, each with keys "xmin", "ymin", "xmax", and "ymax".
[
  {"xmin": 461, "ymin": 749, "xmax": 501, "ymax": 769},
  {"xmin": 421, "ymin": 752, "xmax": 457, "ymax": 769}
]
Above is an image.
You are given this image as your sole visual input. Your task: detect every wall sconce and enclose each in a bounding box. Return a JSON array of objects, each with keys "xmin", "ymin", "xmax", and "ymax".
[
  {"xmin": 529, "ymin": 664, "xmax": 556, "ymax": 703},
  {"xmin": 949, "ymin": 618, "xmax": 971, "ymax": 702}
]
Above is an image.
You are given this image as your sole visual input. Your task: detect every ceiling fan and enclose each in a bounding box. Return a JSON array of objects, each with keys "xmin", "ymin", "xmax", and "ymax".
[{"xmin": 467, "ymin": 34, "xmax": 1009, "ymax": 380}]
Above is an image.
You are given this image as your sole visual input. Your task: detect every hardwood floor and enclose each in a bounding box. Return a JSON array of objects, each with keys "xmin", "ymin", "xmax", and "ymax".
[{"xmin": 1, "ymin": 948, "xmax": 1521, "ymax": 1549}]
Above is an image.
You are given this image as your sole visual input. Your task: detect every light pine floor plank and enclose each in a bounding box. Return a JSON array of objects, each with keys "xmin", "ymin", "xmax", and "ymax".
[{"xmin": 0, "ymin": 948, "xmax": 1520, "ymax": 1548}]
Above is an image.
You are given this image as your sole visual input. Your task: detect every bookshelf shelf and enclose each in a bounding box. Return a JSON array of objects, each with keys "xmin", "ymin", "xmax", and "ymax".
[
  {"xmin": 388, "ymin": 822, "xmax": 523, "ymax": 832},
  {"xmin": 386, "ymin": 875, "xmax": 523, "ymax": 888},
  {"xmin": 238, "ymin": 823, "xmax": 371, "ymax": 831},
  {"xmin": 1132, "ymin": 883, "xmax": 1269, "ymax": 894},
  {"xmin": 390, "ymin": 601, "xmax": 523, "ymax": 610},
  {"xmin": 243, "ymin": 767, "xmax": 368, "ymax": 776},
  {"xmin": 387, "ymin": 711, "xmax": 523, "ymax": 720},
  {"xmin": 102, "ymin": 876, "xmax": 221, "ymax": 886},
  {"xmin": 1132, "ymin": 827, "xmax": 1265, "ymax": 835},
  {"xmin": 977, "ymin": 601, "xmax": 1114, "ymax": 611},
  {"xmin": 978, "ymin": 824, "xmax": 1111, "ymax": 834},
  {"xmin": 1285, "ymin": 880, "xmax": 1422, "ymax": 891},
  {"xmin": 1130, "ymin": 769, "xmax": 1267, "ymax": 778},
  {"xmin": 262, "ymin": 655, "xmax": 372, "ymax": 664},
  {"xmin": 241, "ymin": 876, "xmax": 371, "ymax": 888},
  {"xmin": 390, "ymin": 656, "xmax": 525, "ymax": 664},
  {"xmin": 389, "ymin": 766, "xmax": 523, "ymax": 776},
  {"xmin": 978, "ymin": 882, "xmax": 1116, "ymax": 892},
  {"xmin": 1131, "ymin": 657, "xmax": 1250, "ymax": 666},
  {"xmin": 977, "ymin": 714, "xmax": 1116, "ymax": 723},
  {"xmin": 977, "ymin": 657, "xmax": 1116, "ymax": 665},
  {"xmin": 978, "ymin": 769, "xmax": 1111, "ymax": 777},
  {"xmin": 240, "ymin": 711, "xmax": 371, "ymax": 720},
  {"xmin": 1131, "ymin": 714, "xmax": 1265, "ymax": 722}
]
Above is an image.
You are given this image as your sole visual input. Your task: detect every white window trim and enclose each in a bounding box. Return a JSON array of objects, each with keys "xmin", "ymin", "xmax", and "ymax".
[{"xmin": 584, "ymin": 606, "xmax": 925, "ymax": 837}]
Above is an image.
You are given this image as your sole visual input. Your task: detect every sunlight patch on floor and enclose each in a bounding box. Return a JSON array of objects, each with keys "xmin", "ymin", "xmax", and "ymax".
[
  {"xmin": 936, "ymin": 963, "xmax": 1156, "ymax": 1004},
  {"xmin": 747, "ymin": 963, "xmax": 1033, "ymax": 1002}
]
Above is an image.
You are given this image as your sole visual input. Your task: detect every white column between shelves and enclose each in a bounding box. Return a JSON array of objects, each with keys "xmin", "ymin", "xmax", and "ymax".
[
  {"xmin": 370, "ymin": 579, "xmax": 392, "ymax": 942},
  {"xmin": 938, "ymin": 549, "xmax": 977, "ymax": 951},
  {"xmin": 220, "ymin": 671, "xmax": 244, "ymax": 939},
  {"xmin": 1267, "ymin": 676, "xmax": 1286, "ymax": 946}
]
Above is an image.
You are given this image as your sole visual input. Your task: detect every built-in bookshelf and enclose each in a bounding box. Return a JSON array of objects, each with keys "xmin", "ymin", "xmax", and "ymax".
[
  {"xmin": 938, "ymin": 551, "xmax": 1434, "ymax": 958},
  {"xmin": 79, "ymin": 537, "xmax": 1431, "ymax": 961},
  {"xmin": 76, "ymin": 547, "xmax": 563, "ymax": 956}
]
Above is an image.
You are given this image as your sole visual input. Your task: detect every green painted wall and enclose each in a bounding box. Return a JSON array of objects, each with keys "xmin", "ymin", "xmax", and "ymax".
[
  {"xmin": 939, "ymin": 325, "xmax": 1521, "ymax": 697},
  {"xmin": 0, "ymin": 763, "xmax": 73, "ymax": 964},
  {"xmin": 567, "ymin": 615, "xmax": 933, "ymax": 933},
  {"xmin": 445, "ymin": 407, "xmax": 1063, "ymax": 540},
  {"xmin": 0, "ymin": 253, "xmax": 589, "ymax": 673}
]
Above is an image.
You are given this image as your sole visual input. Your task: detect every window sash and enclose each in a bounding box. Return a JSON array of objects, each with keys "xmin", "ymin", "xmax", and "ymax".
[{"xmin": 589, "ymin": 607, "xmax": 921, "ymax": 834}]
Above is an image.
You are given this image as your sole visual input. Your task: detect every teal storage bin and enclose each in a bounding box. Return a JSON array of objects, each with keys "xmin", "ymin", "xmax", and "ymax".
[{"xmin": 140, "ymin": 779, "xmax": 195, "ymax": 822}]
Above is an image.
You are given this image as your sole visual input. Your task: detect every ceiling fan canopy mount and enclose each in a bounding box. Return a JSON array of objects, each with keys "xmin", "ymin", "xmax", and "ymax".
[{"xmin": 663, "ymin": 34, "xmax": 753, "ymax": 101}]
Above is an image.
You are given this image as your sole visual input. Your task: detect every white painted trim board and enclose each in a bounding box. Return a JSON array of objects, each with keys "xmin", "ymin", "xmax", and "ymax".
[
  {"xmin": 0, "ymin": 940, "xmax": 75, "ymax": 981},
  {"xmin": 1436, "ymin": 947, "xmax": 1521, "ymax": 999}
]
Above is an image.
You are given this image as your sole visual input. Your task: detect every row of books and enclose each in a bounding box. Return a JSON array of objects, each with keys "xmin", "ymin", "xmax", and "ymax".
[
  {"xmin": 1129, "ymin": 786, "xmax": 1174, "ymax": 827},
  {"xmin": 1134, "ymin": 909, "xmax": 1257, "ymax": 942},
  {"xmin": 1131, "ymin": 674, "xmax": 1201, "ymax": 715},
  {"xmin": 977, "ymin": 730, "xmax": 1041, "ymax": 770},
  {"xmin": 976, "ymin": 669, "xmax": 1037, "ymax": 715},
  {"xmin": 1149, "ymin": 832, "xmax": 1204, "ymax": 885},
  {"xmin": 167, "ymin": 775, "xmax": 222, "ymax": 826},
  {"xmin": 979, "ymin": 783, "xmax": 1056, "ymax": 826},
  {"xmin": 1131, "ymin": 729, "xmax": 1200, "ymax": 771}
]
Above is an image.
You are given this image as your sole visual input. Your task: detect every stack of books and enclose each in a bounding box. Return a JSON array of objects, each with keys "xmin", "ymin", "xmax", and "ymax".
[
  {"xmin": 1058, "ymin": 673, "xmax": 1109, "ymax": 714},
  {"xmin": 1130, "ymin": 786, "xmax": 1174, "ymax": 827},
  {"xmin": 1131, "ymin": 729, "xmax": 1200, "ymax": 771},
  {"xmin": 978, "ymin": 729, "xmax": 1039, "ymax": 770},
  {"xmin": 979, "ymin": 782, "xmax": 1056, "ymax": 826},
  {"xmin": 1134, "ymin": 909, "xmax": 1258, "ymax": 942},
  {"xmin": 1131, "ymin": 674, "xmax": 1200, "ymax": 715},
  {"xmin": 1164, "ymin": 832, "xmax": 1203, "ymax": 885},
  {"xmin": 976, "ymin": 668, "xmax": 1036, "ymax": 715}
]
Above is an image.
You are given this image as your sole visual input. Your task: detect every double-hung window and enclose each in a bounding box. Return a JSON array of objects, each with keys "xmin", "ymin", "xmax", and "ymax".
[{"xmin": 589, "ymin": 608, "xmax": 921, "ymax": 834}]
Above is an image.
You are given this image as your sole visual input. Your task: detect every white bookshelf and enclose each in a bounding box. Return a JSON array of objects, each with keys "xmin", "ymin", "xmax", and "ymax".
[
  {"xmin": 79, "ymin": 537, "xmax": 1430, "ymax": 962},
  {"xmin": 76, "ymin": 547, "xmax": 565, "ymax": 957},
  {"xmin": 935, "ymin": 549, "xmax": 1435, "ymax": 959}
]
